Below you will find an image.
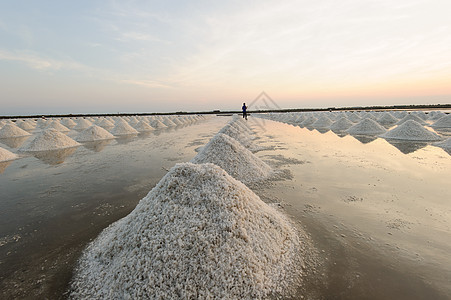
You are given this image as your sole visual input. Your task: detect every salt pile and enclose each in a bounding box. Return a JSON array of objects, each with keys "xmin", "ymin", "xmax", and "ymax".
[
  {"xmin": 98, "ymin": 118, "xmax": 114, "ymax": 128},
  {"xmin": 110, "ymin": 119, "xmax": 139, "ymax": 136},
  {"xmin": 397, "ymin": 114, "xmax": 427, "ymax": 125},
  {"xmin": 347, "ymin": 118, "xmax": 386, "ymax": 135},
  {"xmin": 62, "ymin": 118, "xmax": 77, "ymax": 127},
  {"xmin": 219, "ymin": 122, "xmax": 253, "ymax": 148},
  {"xmin": 18, "ymin": 120, "xmax": 36, "ymax": 131},
  {"xmin": 162, "ymin": 118, "xmax": 177, "ymax": 127},
  {"xmin": 70, "ymin": 162, "xmax": 306, "ymax": 299},
  {"xmin": 431, "ymin": 115, "xmax": 451, "ymax": 129},
  {"xmin": 377, "ymin": 112, "xmax": 398, "ymax": 126},
  {"xmin": 330, "ymin": 117, "xmax": 353, "ymax": 131},
  {"xmin": 380, "ymin": 120, "xmax": 441, "ymax": 141},
  {"xmin": 0, "ymin": 147, "xmax": 18, "ymax": 162},
  {"xmin": 134, "ymin": 120, "xmax": 155, "ymax": 132},
  {"xmin": 76, "ymin": 125, "xmax": 115, "ymax": 142},
  {"xmin": 19, "ymin": 129, "xmax": 80, "ymax": 151},
  {"xmin": 149, "ymin": 119, "xmax": 167, "ymax": 129},
  {"xmin": 311, "ymin": 115, "xmax": 333, "ymax": 128},
  {"xmin": 73, "ymin": 119, "xmax": 93, "ymax": 130},
  {"xmin": 346, "ymin": 113, "xmax": 361, "ymax": 123},
  {"xmin": 46, "ymin": 120, "xmax": 71, "ymax": 132},
  {"xmin": 0, "ymin": 123, "xmax": 32, "ymax": 138},
  {"xmin": 192, "ymin": 133, "xmax": 272, "ymax": 184},
  {"xmin": 300, "ymin": 115, "xmax": 317, "ymax": 127}
]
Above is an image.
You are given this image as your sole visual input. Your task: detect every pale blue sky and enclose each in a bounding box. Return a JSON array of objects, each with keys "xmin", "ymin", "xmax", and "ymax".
[{"xmin": 1, "ymin": 0, "xmax": 451, "ymax": 115}]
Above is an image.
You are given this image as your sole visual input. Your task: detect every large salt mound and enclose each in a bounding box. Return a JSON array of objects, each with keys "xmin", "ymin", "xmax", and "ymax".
[
  {"xmin": 347, "ymin": 118, "xmax": 386, "ymax": 135},
  {"xmin": 62, "ymin": 118, "xmax": 77, "ymax": 127},
  {"xmin": 0, "ymin": 147, "xmax": 18, "ymax": 162},
  {"xmin": 110, "ymin": 120, "xmax": 139, "ymax": 136},
  {"xmin": 431, "ymin": 115, "xmax": 451, "ymax": 128},
  {"xmin": 20, "ymin": 129, "xmax": 80, "ymax": 151},
  {"xmin": 0, "ymin": 123, "xmax": 32, "ymax": 138},
  {"xmin": 192, "ymin": 133, "xmax": 272, "ymax": 184},
  {"xmin": 70, "ymin": 162, "xmax": 306, "ymax": 299},
  {"xmin": 380, "ymin": 120, "xmax": 441, "ymax": 141},
  {"xmin": 330, "ymin": 117, "xmax": 353, "ymax": 131},
  {"xmin": 76, "ymin": 125, "xmax": 115, "ymax": 142}
]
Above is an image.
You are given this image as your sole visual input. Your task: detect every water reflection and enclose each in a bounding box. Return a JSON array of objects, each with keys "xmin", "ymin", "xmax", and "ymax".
[
  {"xmin": 385, "ymin": 140, "xmax": 428, "ymax": 154},
  {"xmin": 115, "ymin": 135, "xmax": 138, "ymax": 144},
  {"xmin": 0, "ymin": 161, "xmax": 14, "ymax": 174},
  {"xmin": 29, "ymin": 147, "xmax": 79, "ymax": 165},
  {"xmin": 0, "ymin": 136, "xmax": 30, "ymax": 148},
  {"xmin": 350, "ymin": 135, "xmax": 378, "ymax": 144},
  {"xmin": 315, "ymin": 128, "xmax": 330, "ymax": 134},
  {"xmin": 82, "ymin": 140, "xmax": 113, "ymax": 152}
]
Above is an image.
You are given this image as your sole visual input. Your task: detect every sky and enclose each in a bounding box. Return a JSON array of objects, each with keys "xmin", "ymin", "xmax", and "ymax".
[{"xmin": 1, "ymin": 0, "xmax": 451, "ymax": 115}]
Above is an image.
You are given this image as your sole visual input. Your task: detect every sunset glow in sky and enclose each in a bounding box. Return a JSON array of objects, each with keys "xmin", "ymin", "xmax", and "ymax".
[{"xmin": 1, "ymin": 0, "xmax": 451, "ymax": 115}]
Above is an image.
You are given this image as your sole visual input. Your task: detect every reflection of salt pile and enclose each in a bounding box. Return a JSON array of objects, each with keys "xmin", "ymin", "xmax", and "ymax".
[
  {"xmin": 0, "ymin": 123, "xmax": 32, "ymax": 138},
  {"xmin": 70, "ymin": 162, "xmax": 305, "ymax": 299},
  {"xmin": 330, "ymin": 117, "xmax": 353, "ymax": 131},
  {"xmin": 347, "ymin": 119, "xmax": 386, "ymax": 135},
  {"xmin": 435, "ymin": 138, "xmax": 451, "ymax": 151},
  {"xmin": 0, "ymin": 146, "xmax": 18, "ymax": 162},
  {"xmin": 431, "ymin": 115, "xmax": 451, "ymax": 129},
  {"xmin": 110, "ymin": 119, "xmax": 139, "ymax": 136},
  {"xmin": 19, "ymin": 129, "xmax": 80, "ymax": 151},
  {"xmin": 192, "ymin": 133, "xmax": 272, "ymax": 184},
  {"xmin": 76, "ymin": 125, "xmax": 115, "ymax": 142},
  {"xmin": 380, "ymin": 120, "xmax": 441, "ymax": 141}
]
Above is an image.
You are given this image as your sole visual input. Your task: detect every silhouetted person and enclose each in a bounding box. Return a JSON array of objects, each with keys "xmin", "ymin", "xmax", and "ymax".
[{"xmin": 242, "ymin": 103, "xmax": 248, "ymax": 120}]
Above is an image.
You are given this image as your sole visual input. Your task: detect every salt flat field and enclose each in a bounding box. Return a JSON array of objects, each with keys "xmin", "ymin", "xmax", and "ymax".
[{"xmin": 0, "ymin": 111, "xmax": 450, "ymax": 299}]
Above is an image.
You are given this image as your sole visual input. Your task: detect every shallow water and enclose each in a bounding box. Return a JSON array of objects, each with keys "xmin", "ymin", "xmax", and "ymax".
[
  {"xmin": 1, "ymin": 115, "xmax": 450, "ymax": 299},
  {"xmin": 250, "ymin": 118, "xmax": 451, "ymax": 299},
  {"xmin": 0, "ymin": 117, "xmax": 229, "ymax": 299}
]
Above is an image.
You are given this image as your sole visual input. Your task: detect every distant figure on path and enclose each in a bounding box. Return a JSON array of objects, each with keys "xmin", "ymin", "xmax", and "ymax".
[{"xmin": 242, "ymin": 103, "xmax": 248, "ymax": 120}]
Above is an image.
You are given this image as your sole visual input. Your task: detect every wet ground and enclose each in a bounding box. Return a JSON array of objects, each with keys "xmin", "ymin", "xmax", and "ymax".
[
  {"xmin": 1, "ymin": 115, "xmax": 450, "ymax": 299},
  {"xmin": 0, "ymin": 117, "xmax": 229, "ymax": 299}
]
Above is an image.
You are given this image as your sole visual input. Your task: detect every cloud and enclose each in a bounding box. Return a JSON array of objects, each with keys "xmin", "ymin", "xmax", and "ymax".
[{"xmin": 0, "ymin": 49, "xmax": 85, "ymax": 71}]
